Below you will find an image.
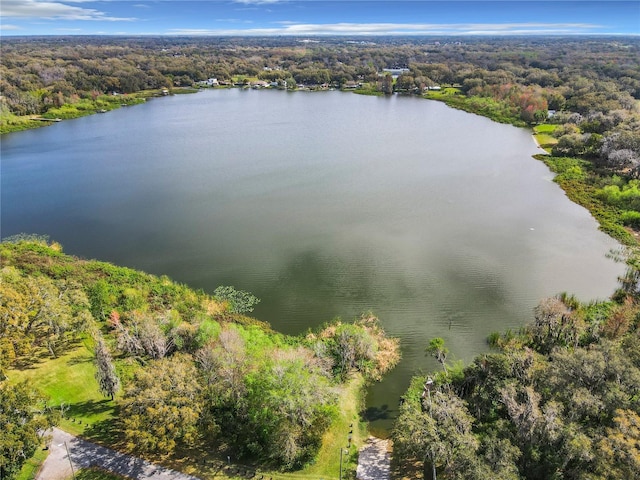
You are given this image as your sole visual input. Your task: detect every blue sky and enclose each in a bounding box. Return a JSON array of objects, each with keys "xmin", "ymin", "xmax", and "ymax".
[{"xmin": 1, "ymin": 1, "xmax": 639, "ymax": 36}]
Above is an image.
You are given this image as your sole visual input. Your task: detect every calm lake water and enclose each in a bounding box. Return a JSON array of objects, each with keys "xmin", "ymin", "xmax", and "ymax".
[{"xmin": 1, "ymin": 89, "xmax": 624, "ymax": 431}]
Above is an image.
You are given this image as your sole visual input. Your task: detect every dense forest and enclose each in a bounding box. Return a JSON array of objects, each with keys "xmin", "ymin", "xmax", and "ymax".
[
  {"xmin": 2, "ymin": 35, "xmax": 640, "ymax": 479},
  {"xmin": 2, "ymin": 36, "xmax": 639, "ymax": 127}
]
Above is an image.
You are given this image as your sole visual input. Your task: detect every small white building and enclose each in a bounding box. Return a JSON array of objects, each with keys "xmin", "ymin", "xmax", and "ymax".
[
  {"xmin": 197, "ymin": 78, "xmax": 219, "ymax": 87},
  {"xmin": 383, "ymin": 68, "xmax": 410, "ymax": 76}
]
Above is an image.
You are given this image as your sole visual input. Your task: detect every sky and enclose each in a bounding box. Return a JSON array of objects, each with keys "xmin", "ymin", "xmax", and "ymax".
[{"xmin": 1, "ymin": 0, "xmax": 638, "ymax": 36}]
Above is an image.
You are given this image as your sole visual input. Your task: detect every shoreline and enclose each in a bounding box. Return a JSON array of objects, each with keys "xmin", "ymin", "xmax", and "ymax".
[{"xmin": 0, "ymin": 87, "xmax": 197, "ymax": 135}]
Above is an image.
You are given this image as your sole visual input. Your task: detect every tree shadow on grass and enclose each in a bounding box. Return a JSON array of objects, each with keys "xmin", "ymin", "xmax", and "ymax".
[
  {"xmin": 67, "ymin": 398, "xmax": 113, "ymax": 419},
  {"xmin": 66, "ymin": 399, "xmax": 123, "ymax": 446},
  {"xmin": 67, "ymin": 354, "xmax": 92, "ymax": 366},
  {"xmin": 84, "ymin": 418, "xmax": 124, "ymax": 447},
  {"xmin": 12, "ymin": 351, "xmax": 54, "ymax": 370}
]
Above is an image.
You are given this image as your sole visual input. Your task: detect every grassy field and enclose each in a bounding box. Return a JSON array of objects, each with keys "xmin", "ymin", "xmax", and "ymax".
[
  {"xmin": 0, "ymin": 111, "xmax": 54, "ymax": 134},
  {"xmin": 533, "ymin": 124, "xmax": 559, "ymax": 152},
  {"xmin": 75, "ymin": 467, "xmax": 131, "ymax": 480},
  {"xmin": 8, "ymin": 340, "xmax": 119, "ymax": 441},
  {"xmin": 9, "ymin": 343, "xmax": 116, "ymax": 480},
  {"xmin": 298, "ymin": 375, "xmax": 365, "ymax": 479},
  {"xmin": 423, "ymin": 86, "xmax": 462, "ymax": 98}
]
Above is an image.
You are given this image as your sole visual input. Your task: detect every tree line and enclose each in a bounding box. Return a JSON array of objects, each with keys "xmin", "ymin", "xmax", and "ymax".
[{"xmin": 2, "ymin": 36, "xmax": 638, "ymax": 116}]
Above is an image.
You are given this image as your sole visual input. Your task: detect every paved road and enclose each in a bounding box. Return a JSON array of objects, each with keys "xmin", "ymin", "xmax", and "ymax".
[
  {"xmin": 38, "ymin": 428, "xmax": 389, "ymax": 480},
  {"xmin": 37, "ymin": 428, "xmax": 200, "ymax": 480},
  {"xmin": 356, "ymin": 437, "xmax": 390, "ymax": 480}
]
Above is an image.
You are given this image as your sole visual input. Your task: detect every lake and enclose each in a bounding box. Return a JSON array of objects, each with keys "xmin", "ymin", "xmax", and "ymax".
[{"xmin": 1, "ymin": 88, "xmax": 624, "ymax": 431}]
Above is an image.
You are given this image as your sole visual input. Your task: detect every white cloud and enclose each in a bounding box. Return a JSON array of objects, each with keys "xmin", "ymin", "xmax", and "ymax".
[
  {"xmin": 1, "ymin": 0, "xmax": 136, "ymax": 21},
  {"xmin": 169, "ymin": 21, "xmax": 604, "ymax": 36},
  {"xmin": 215, "ymin": 18, "xmax": 254, "ymax": 23},
  {"xmin": 0, "ymin": 23, "xmax": 23, "ymax": 30}
]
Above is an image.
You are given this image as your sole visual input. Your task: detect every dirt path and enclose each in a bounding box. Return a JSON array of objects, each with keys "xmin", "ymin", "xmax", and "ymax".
[
  {"xmin": 356, "ymin": 437, "xmax": 390, "ymax": 480},
  {"xmin": 37, "ymin": 428, "xmax": 200, "ymax": 480}
]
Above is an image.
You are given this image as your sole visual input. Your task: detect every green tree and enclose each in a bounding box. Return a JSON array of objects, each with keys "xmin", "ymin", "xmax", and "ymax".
[
  {"xmin": 394, "ymin": 379, "xmax": 492, "ymax": 480},
  {"xmin": 213, "ymin": 286, "xmax": 260, "ymax": 315},
  {"xmin": 119, "ymin": 354, "xmax": 202, "ymax": 454},
  {"xmin": 317, "ymin": 315, "xmax": 400, "ymax": 381},
  {"xmin": 0, "ymin": 381, "xmax": 59, "ymax": 480},
  {"xmin": 241, "ymin": 354, "xmax": 338, "ymax": 468},
  {"xmin": 0, "ymin": 267, "xmax": 88, "ymax": 365},
  {"xmin": 88, "ymin": 280, "xmax": 115, "ymax": 321},
  {"xmin": 381, "ymin": 74, "xmax": 394, "ymax": 94},
  {"xmin": 196, "ymin": 328, "xmax": 247, "ymax": 404},
  {"xmin": 395, "ymin": 74, "xmax": 415, "ymax": 92},
  {"xmin": 426, "ymin": 337, "xmax": 449, "ymax": 371},
  {"xmin": 596, "ymin": 409, "xmax": 640, "ymax": 479}
]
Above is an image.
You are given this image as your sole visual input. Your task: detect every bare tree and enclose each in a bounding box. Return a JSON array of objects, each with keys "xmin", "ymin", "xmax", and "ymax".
[{"xmin": 94, "ymin": 331, "xmax": 120, "ymax": 400}]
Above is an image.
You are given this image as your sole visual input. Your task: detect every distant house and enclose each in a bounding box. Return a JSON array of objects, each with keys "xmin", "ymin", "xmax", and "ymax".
[
  {"xmin": 383, "ymin": 68, "xmax": 410, "ymax": 77},
  {"xmin": 251, "ymin": 80, "xmax": 269, "ymax": 89},
  {"xmin": 428, "ymin": 86, "xmax": 442, "ymax": 91},
  {"xmin": 343, "ymin": 81, "xmax": 360, "ymax": 89},
  {"xmin": 197, "ymin": 78, "xmax": 219, "ymax": 87}
]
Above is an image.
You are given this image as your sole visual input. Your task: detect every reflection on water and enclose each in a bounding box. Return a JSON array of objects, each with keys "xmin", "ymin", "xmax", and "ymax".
[{"xmin": 1, "ymin": 88, "xmax": 624, "ymax": 431}]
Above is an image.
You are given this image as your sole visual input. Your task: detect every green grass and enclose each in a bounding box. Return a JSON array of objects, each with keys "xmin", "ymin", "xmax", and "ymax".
[
  {"xmin": 533, "ymin": 124, "xmax": 559, "ymax": 152},
  {"xmin": 352, "ymin": 88, "xmax": 384, "ymax": 96},
  {"xmin": 297, "ymin": 375, "xmax": 365, "ymax": 479},
  {"xmin": 533, "ymin": 124, "xmax": 557, "ymax": 133},
  {"xmin": 172, "ymin": 87, "xmax": 200, "ymax": 94},
  {"xmin": 7, "ymin": 341, "xmax": 119, "ymax": 442},
  {"xmin": 8, "ymin": 342, "xmax": 123, "ymax": 480},
  {"xmin": 16, "ymin": 445, "xmax": 49, "ymax": 480},
  {"xmin": 0, "ymin": 112, "xmax": 52, "ymax": 134},
  {"xmin": 75, "ymin": 467, "xmax": 131, "ymax": 480},
  {"xmin": 423, "ymin": 86, "xmax": 461, "ymax": 98},
  {"xmin": 424, "ymin": 89, "xmax": 525, "ymax": 127},
  {"xmin": 350, "ymin": 83, "xmax": 384, "ymax": 96},
  {"xmin": 41, "ymin": 96, "xmax": 145, "ymax": 120}
]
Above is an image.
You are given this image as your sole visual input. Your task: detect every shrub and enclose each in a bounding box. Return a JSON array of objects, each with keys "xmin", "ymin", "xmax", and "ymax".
[
  {"xmin": 213, "ymin": 285, "xmax": 260, "ymax": 314},
  {"xmin": 621, "ymin": 210, "xmax": 640, "ymax": 228}
]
